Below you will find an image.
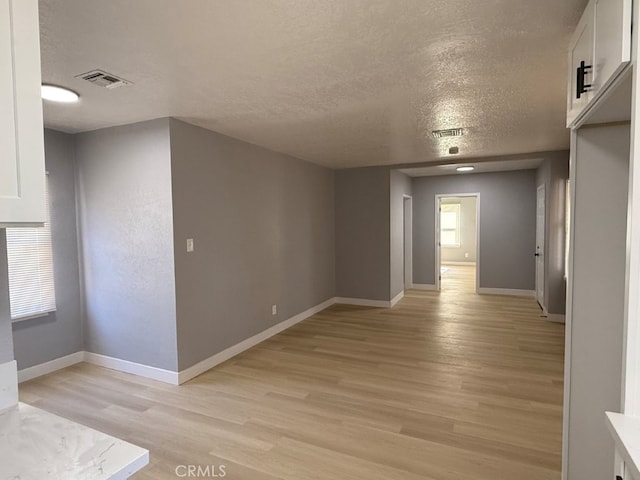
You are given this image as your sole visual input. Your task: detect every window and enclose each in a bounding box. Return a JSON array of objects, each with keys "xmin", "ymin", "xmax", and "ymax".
[
  {"xmin": 6, "ymin": 178, "xmax": 56, "ymax": 321},
  {"xmin": 440, "ymin": 203, "xmax": 461, "ymax": 247}
]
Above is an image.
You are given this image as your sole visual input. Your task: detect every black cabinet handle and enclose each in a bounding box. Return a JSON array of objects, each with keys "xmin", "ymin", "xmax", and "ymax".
[{"xmin": 577, "ymin": 60, "xmax": 592, "ymax": 99}]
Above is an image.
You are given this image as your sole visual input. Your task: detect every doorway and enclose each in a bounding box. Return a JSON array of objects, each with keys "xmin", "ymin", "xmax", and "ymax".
[
  {"xmin": 403, "ymin": 195, "xmax": 413, "ymax": 290},
  {"xmin": 435, "ymin": 193, "xmax": 480, "ymax": 293},
  {"xmin": 535, "ymin": 184, "xmax": 546, "ymax": 311}
]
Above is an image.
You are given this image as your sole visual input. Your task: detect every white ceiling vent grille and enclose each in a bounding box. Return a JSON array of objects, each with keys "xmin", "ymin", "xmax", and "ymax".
[
  {"xmin": 432, "ymin": 128, "xmax": 464, "ymax": 139},
  {"xmin": 76, "ymin": 69, "xmax": 131, "ymax": 89}
]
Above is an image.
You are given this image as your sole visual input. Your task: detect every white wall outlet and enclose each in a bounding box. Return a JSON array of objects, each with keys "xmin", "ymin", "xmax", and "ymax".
[
  {"xmin": 465, "ymin": 252, "xmax": 469, "ymax": 258},
  {"xmin": 272, "ymin": 304, "xmax": 277, "ymax": 315},
  {"xmin": 186, "ymin": 238, "xmax": 194, "ymax": 252}
]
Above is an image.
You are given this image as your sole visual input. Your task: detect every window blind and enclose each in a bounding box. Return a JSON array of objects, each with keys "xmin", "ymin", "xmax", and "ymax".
[{"xmin": 6, "ymin": 178, "xmax": 56, "ymax": 320}]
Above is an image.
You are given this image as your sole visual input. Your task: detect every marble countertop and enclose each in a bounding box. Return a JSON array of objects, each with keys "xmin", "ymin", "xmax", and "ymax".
[
  {"xmin": 0, "ymin": 402, "xmax": 149, "ymax": 480},
  {"xmin": 606, "ymin": 411, "xmax": 640, "ymax": 480}
]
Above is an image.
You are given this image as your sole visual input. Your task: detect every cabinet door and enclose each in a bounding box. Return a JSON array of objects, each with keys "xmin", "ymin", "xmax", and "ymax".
[
  {"xmin": 567, "ymin": 0, "xmax": 595, "ymax": 127},
  {"xmin": 593, "ymin": 0, "xmax": 632, "ymax": 95},
  {"xmin": 0, "ymin": 0, "xmax": 45, "ymax": 226}
]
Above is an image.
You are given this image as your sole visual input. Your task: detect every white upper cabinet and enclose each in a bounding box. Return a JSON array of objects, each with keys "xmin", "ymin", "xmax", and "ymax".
[
  {"xmin": 0, "ymin": 0, "xmax": 45, "ymax": 226},
  {"xmin": 593, "ymin": 0, "xmax": 632, "ymax": 93},
  {"xmin": 567, "ymin": 1, "xmax": 595, "ymax": 127},
  {"xmin": 567, "ymin": 0, "xmax": 632, "ymax": 127}
]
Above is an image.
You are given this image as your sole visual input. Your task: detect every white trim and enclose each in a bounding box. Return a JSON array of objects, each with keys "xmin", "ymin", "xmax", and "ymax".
[
  {"xmin": 441, "ymin": 261, "xmax": 476, "ymax": 266},
  {"xmin": 178, "ymin": 297, "xmax": 336, "ymax": 384},
  {"xmin": 334, "ymin": 297, "xmax": 390, "ymax": 308},
  {"xmin": 14, "ymin": 298, "xmax": 341, "ymax": 386},
  {"xmin": 544, "ymin": 313, "xmax": 566, "ymax": 324},
  {"xmin": 18, "ymin": 351, "xmax": 84, "ymax": 383},
  {"xmin": 390, "ymin": 291, "xmax": 404, "ymax": 307},
  {"xmin": 563, "ymin": 130, "xmax": 578, "ymax": 480},
  {"xmin": 477, "ymin": 287, "xmax": 536, "ymax": 297},
  {"xmin": 83, "ymin": 352, "xmax": 180, "ymax": 385},
  {"xmin": 0, "ymin": 360, "xmax": 18, "ymax": 411},
  {"xmin": 412, "ymin": 283, "xmax": 437, "ymax": 291}
]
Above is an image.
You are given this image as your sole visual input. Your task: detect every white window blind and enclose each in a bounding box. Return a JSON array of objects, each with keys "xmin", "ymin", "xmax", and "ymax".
[
  {"xmin": 6, "ymin": 178, "xmax": 56, "ymax": 320},
  {"xmin": 440, "ymin": 203, "xmax": 461, "ymax": 247}
]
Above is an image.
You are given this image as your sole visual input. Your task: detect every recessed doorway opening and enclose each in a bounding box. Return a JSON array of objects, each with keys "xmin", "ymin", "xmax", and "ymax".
[{"xmin": 435, "ymin": 194, "xmax": 480, "ymax": 293}]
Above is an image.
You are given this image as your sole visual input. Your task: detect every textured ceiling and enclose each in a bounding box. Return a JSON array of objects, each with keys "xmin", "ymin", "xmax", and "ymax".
[{"xmin": 39, "ymin": 0, "xmax": 587, "ymax": 168}]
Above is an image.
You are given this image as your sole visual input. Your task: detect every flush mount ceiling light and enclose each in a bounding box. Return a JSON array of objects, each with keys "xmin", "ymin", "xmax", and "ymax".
[
  {"xmin": 41, "ymin": 84, "xmax": 79, "ymax": 103},
  {"xmin": 456, "ymin": 166, "xmax": 474, "ymax": 172}
]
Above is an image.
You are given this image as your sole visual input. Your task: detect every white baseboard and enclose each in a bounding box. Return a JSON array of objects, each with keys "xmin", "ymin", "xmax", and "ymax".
[
  {"xmin": 16, "ymin": 298, "xmax": 339, "ymax": 386},
  {"xmin": 544, "ymin": 313, "xmax": 566, "ymax": 324},
  {"xmin": 390, "ymin": 291, "xmax": 404, "ymax": 307},
  {"xmin": 83, "ymin": 352, "xmax": 180, "ymax": 385},
  {"xmin": 442, "ymin": 261, "xmax": 476, "ymax": 266},
  {"xmin": 0, "ymin": 360, "xmax": 18, "ymax": 411},
  {"xmin": 478, "ymin": 287, "xmax": 536, "ymax": 297},
  {"xmin": 412, "ymin": 284, "xmax": 437, "ymax": 291},
  {"xmin": 334, "ymin": 297, "xmax": 390, "ymax": 308},
  {"xmin": 18, "ymin": 351, "xmax": 84, "ymax": 383},
  {"xmin": 178, "ymin": 297, "xmax": 336, "ymax": 384}
]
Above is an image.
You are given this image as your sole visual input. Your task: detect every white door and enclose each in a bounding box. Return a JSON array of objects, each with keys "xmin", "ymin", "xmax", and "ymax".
[{"xmin": 536, "ymin": 185, "xmax": 546, "ymax": 310}]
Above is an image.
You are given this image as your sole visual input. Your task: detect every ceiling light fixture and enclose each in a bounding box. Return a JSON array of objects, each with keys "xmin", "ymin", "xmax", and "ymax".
[
  {"xmin": 456, "ymin": 166, "xmax": 474, "ymax": 172},
  {"xmin": 41, "ymin": 84, "xmax": 79, "ymax": 103}
]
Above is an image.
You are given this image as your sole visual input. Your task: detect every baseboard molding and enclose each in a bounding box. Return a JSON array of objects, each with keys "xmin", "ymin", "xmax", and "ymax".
[
  {"xmin": 334, "ymin": 297, "xmax": 390, "ymax": 308},
  {"xmin": 178, "ymin": 297, "xmax": 336, "ymax": 384},
  {"xmin": 18, "ymin": 351, "xmax": 84, "ymax": 383},
  {"xmin": 412, "ymin": 284, "xmax": 437, "ymax": 291},
  {"xmin": 478, "ymin": 287, "xmax": 536, "ymax": 297},
  {"xmin": 84, "ymin": 352, "xmax": 180, "ymax": 385},
  {"xmin": 544, "ymin": 313, "xmax": 566, "ymax": 324},
  {"xmin": 442, "ymin": 261, "xmax": 476, "ymax": 266},
  {"xmin": 0, "ymin": 360, "xmax": 18, "ymax": 411},
  {"xmin": 18, "ymin": 295, "xmax": 407, "ymax": 386},
  {"xmin": 390, "ymin": 291, "xmax": 404, "ymax": 307}
]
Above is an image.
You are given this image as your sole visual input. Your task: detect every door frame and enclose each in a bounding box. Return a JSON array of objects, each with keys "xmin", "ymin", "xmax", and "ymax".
[
  {"xmin": 403, "ymin": 194, "xmax": 413, "ymax": 290},
  {"xmin": 536, "ymin": 184, "xmax": 546, "ymax": 312},
  {"xmin": 435, "ymin": 193, "xmax": 480, "ymax": 293}
]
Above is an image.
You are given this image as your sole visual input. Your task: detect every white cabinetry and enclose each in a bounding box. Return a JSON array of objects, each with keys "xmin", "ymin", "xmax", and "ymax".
[
  {"xmin": 566, "ymin": 0, "xmax": 632, "ymax": 127},
  {"xmin": 567, "ymin": 1, "xmax": 595, "ymax": 126},
  {"xmin": 0, "ymin": 0, "xmax": 45, "ymax": 227}
]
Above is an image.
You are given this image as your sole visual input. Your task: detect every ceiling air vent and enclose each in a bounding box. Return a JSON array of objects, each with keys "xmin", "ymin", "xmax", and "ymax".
[
  {"xmin": 432, "ymin": 128, "xmax": 464, "ymax": 139},
  {"xmin": 76, "ymin": 69, "xmax": 131, "ymax": 89}
]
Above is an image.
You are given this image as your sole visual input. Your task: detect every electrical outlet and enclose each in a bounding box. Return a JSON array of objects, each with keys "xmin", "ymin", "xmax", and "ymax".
[
  {"xmin": 186, "ymin": 238, "xmax": 194, "ymax": 252},
  {"xmin": 272, "ymin": 304, "xmax": 277, "ymax": 315},
  {"xmin": 464, "ymin": 252, "xmax": 469, "ymax": 258}
]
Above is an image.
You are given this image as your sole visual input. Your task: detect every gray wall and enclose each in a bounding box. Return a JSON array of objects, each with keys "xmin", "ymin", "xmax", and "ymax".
[
  {"xmin": 335, "ymin": 167, "xmax": 390, "ymax": 301},
  {"xmin": 536, "ymin": 152, "xmax": 569, "ymax": 315},
  {"xmin": 390, "ymin": 170, "xmax": 412, "ymax": 298},
  {"xmin": 75, "ymin": 119, "xmax": 178, "ymax": 371},
  {"xmin": 565, "ymin": 125, "xmax": 628, "ymax": 480},
  {"xmin": 0, "ymin": 231, "xmax": 13, "ymax": 364},
  {"xmin": 169, "ymin": 119, "xmax": 335, "ymax": 370},
  {"xmin": 412, "ymin": 170, "xmax": 537, "ymax": 290},
  {"xmin": 12, "ymin": 130, "xmax": 83, "ymax": 369},
  {"xmin": 441, "ymin": 196, "xmax": 477, "ymax": 263}
]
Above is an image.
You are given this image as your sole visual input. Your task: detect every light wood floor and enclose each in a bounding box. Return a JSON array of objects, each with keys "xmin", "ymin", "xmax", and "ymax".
[{"xmin": 20, "ymin": 265, "xmax": 564, "ymax": 479}]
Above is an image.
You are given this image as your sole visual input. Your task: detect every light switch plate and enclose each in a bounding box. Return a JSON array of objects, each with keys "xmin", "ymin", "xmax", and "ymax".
[{"xmin": 186, "ymin": 238, "xmax": 194, "ymax": 252}]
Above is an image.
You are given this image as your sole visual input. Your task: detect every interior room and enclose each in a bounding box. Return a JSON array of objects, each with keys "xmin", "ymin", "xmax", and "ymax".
[{"xmin": 1, "ymin": 0, "xmax": 640, "ymax": 479}]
